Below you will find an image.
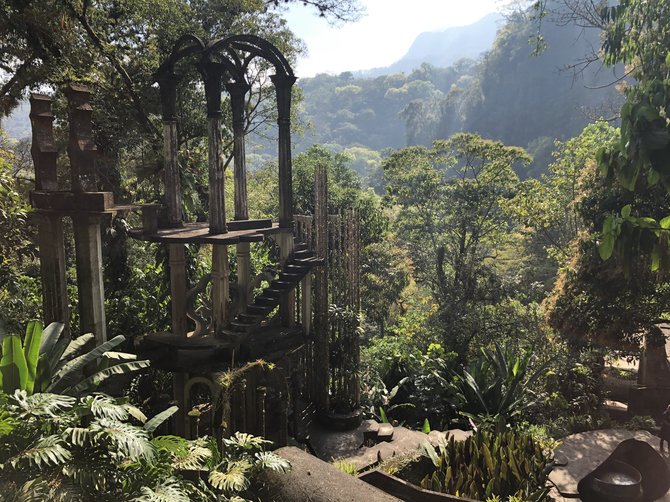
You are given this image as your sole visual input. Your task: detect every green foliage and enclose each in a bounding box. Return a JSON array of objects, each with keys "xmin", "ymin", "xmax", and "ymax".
[
  {"xmin": 384, "ymin": 133, "xmax": 530, "ymax": 354},
  {"xmin": 420, "ymin": 430, "xmax": 551, "ymax": 501},
  {"xmin": 0, "ymin": 321, "xmax": 149, "ymax": 396},
  {"xmin": 452, "ymin": 343, "xmax": 550, "ymax": 431},
  {"xmin": 361, "ymin": 338, "xmax": 459, "ymax": 429},
  {"xmin": 595, "ymin": 0, "xmax": 670, "ymax": 270},
  {"xmin": 505, "ymin": 121, "xmax": 619, "ymax": 273},
  {"xmin": 0, "ymin": 391, "xmax": 289, "ymax": 501},
  {"xmin": 333, "ymin": 460, "xmax": 358, "ymax": 476},
  {"xmin": 0, "ymin": 135, "xmax": 33, "ymax": 301}
]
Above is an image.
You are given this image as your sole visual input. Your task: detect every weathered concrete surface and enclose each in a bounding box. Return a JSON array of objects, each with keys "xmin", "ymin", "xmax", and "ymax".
[
  {"xmin": 309, "ymin": 419, "xmax": 472, "ymax": 471},
  {"xmin": 255, "ymin": 446, "xmax": 401, "ymax": 502},
  {"xmin": 549, "ymin": 429, "xmax": 670, "ymax": 499}
]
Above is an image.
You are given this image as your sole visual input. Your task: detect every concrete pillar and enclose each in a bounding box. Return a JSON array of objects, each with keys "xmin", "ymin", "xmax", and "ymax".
[
  {"xmin": 37, "ymin": 214, "xmax": 69, "ymax": 327},
  {"xmin": 212, "ymin": 245, "xmax": 229, "ymax": 335},
  {"xmin": 73, "ymin": 215, "xmax": 106, "ymax": 342}
]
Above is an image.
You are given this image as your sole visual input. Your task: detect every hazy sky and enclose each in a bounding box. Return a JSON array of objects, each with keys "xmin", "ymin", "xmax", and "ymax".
[{"xmin": 284, "ymin": 0, "xmax": 501, "ymax": 77}]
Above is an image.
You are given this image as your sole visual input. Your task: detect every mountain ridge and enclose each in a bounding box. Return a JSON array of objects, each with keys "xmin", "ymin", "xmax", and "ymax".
[{"xmin": 355, "ymin": 12, "xmax": 502, "ymax": 78}]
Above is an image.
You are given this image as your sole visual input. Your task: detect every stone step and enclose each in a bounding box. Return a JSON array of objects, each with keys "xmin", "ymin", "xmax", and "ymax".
[
  {"xmin": 294, "ymin": 249, "xmax": 315, "ymax": 259},
  {"xmin": 294, "ymin": 241, "xmax": 308, "ymax": 251},
  {"xmin": 238, "ymin": 313, "xmax": 262, "ymax": 324},
  {"xmin": 254, "ymin": 296, "xmax": 278, "ymax": 307},
  {"xmin": 271, "ymin": 280, "xmax": 296, "ymax": 290},
  {"xmin": 377, "ymin": 423, "xmax": 394, "ymax": 442},
  {"xmin": 262, "ymin": 288, "xmax": 282, "ymax": 298},
  {"xmin": 246, "ymin": 304, "xmax": 273, "ymax": 316},
  {"xmin": 230, "ymin": 320, "xmax": 256, "ymax": 332},
  {"xmin": 279, "ymin": 272, "xmax": 303, "ymax": 282}
]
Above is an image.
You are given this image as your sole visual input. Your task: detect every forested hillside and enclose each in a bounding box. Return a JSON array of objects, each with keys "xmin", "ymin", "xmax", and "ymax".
[{"xmin": 296, "ymin": 11, "xmax": 623, "ymax": 179}]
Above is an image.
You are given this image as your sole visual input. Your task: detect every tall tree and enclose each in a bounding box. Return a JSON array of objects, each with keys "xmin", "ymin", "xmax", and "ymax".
[{"xmin": 383, "ymin": 133, "xmax": 530, "ymax": 353}]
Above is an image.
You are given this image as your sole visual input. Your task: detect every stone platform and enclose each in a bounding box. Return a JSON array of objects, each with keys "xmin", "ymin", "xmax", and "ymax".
[
  {"xmin": 308, "ymin": 419, "xmax": 471, "ymax": 471},
  {"xmin": 549, "ymin": 429, "xmax": 670, "ymax": 501}
]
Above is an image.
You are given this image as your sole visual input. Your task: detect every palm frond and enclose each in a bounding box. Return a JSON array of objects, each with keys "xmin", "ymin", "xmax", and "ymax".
[
  {"xmin": 13, "ymin": 479, "xmax": 52, "ymax": 502},
  {"xmin": 209, "ymin": 460, "xmax": 252, "ymax": 492},
  {"xmin": 47, "ymin": 335, "xmax": 126, "ymax": 393},
  {"xmin": 152, "ymin": 435, "xmax": 190, "ymax": 457},
  {"xmin": 65, "ymin": 360, "xmax": 151, "ymax": 396},
  {"xmin": 223, "ymin": 432, "xmax": 269, "ymax": 451},
  {"xmin": 173, "ymin": 444, "xmax": 212, "ymax": 471},
  {"xmin": 254, "ymin": 451, "xmax": 290, "ymax": 473},
  {"xmin": 92, "ymin": 418, "xmax": 155, "ymax": 462},
  {"xmin": 144, "ymin": 406, "xmax": 178, "ymax": 434},
  {"xmin": 85, "ymin": 394, "xmax": 129, "ymax": 421},
  {"xmin": 64, "ymin": 425, "xmax": 96, "ymax": 447},
  {"xmin": 11, "ymin": 390, "xmax": 75, "ymax": 417},
  {"xmin": 9, "ymin": 435, "xmax": 71, "ymax": 469}
]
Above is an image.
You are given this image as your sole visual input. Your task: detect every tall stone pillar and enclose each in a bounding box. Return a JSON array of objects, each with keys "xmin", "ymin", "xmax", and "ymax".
[
  {"xmin": 66, "ymin": 84, "xmax": 106, "ymax": 343},
  {"xmin": 29, "ymin": 94, "xmax": 69, "ymax": 327},
  {"xmin": 272, "ymin": 74, "xmax": 298, "ymax": 326}
]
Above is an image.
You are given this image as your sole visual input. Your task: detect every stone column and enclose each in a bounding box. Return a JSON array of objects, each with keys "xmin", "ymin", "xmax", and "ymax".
[
  {"xmin": 212, "ymin": 245, "xmax": 229, "ymax": 335},
  {"xmin": 313, "ymin": 163, "xmax": 329, "ymax": 414},
  {"xmin": 270, "ymin": 74, "xmax": 297, "ymax": 230},
  {"xmin": 29, "ymin": 94, "xmax": 69, "ymax": 327},
  {"xmin": 271, "ymin": 74, "xmax": 297, "ymax": 326},
  {"xmin": 227, "ymin": 81, "xmax": 252, "ymax": 310},
  {"xmin": 73, "ymin": 215, "xmax": 106, "ymax": 342},
  {"xmin": 169, "ymin": 244, "xmax": 188, "ymax": 338},
  {"xmin": 157, "ymin": 69, "xmax": 182, "ymax": 228},
  {"xmin": 201, "ymin": 61, "xmax": 227, "ymax": 234},
  {"xmin": 66, "ymin": 85, "xmax": 106, "ymax": 343}
]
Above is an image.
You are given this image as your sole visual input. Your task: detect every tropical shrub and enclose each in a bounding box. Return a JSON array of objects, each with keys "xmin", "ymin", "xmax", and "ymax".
[
  {"xmin": 0, "ymin": 390, "xmax": 289, "ymax": 501},
  {"xmin": 420, "ymin": 430, "xmax": 552, "ymax": 501},
  {"xmin": 0, "ymin": 321, "xmax": 149, "ymax": 396},
  {"xmin": 452, "ymin": 343, "xmax": 550, "ymax": 431},
  {"xmin": 361, "ymin": 339, "xmax": 459, "ymax": 428}
]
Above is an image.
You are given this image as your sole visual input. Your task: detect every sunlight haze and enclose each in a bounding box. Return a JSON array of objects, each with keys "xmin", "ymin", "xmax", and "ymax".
[{"xmin": 284, "ymin": 0, "xmax": 501, "ymax": 77}]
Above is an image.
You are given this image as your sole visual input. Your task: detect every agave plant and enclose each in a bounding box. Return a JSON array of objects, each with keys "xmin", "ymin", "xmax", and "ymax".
[
  {"xmin": 0, "ymin": 321, "xmax": 149, "ymax": 396},
  {"xmin": 452, "ymin": 342, "xmax": 551, "ymax": 431}
]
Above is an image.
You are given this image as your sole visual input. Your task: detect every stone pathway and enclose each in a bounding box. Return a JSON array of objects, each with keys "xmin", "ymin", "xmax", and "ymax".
[{"xmin": 549, "ymin": 429, "xmax": 670, "ymax": 501}]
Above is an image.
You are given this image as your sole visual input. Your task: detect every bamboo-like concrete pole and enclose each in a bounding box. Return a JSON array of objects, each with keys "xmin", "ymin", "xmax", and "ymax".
[
  {"xmin": 66, "ymin": 84, "xmax": 106, "ymax": 343},
  {"xmin": 227, "ymin": 81, "xmax": 252, "ymax": 310},
  {"xmin": 29, "ymin": 94, "xmax": 69, "ymax": 328},
  {"xmin": 313, "ymin": 162, "xmax": 329, "ymax": 415}
]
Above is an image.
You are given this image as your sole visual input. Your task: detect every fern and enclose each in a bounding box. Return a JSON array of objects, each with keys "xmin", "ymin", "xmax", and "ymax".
[
  {"xmin": 209, "ymin": 459, "xmax": 252, "ymax": 492},
  {"xmin": 9, "ymin": 435, "xmax": 71, "ymax": 469}
]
